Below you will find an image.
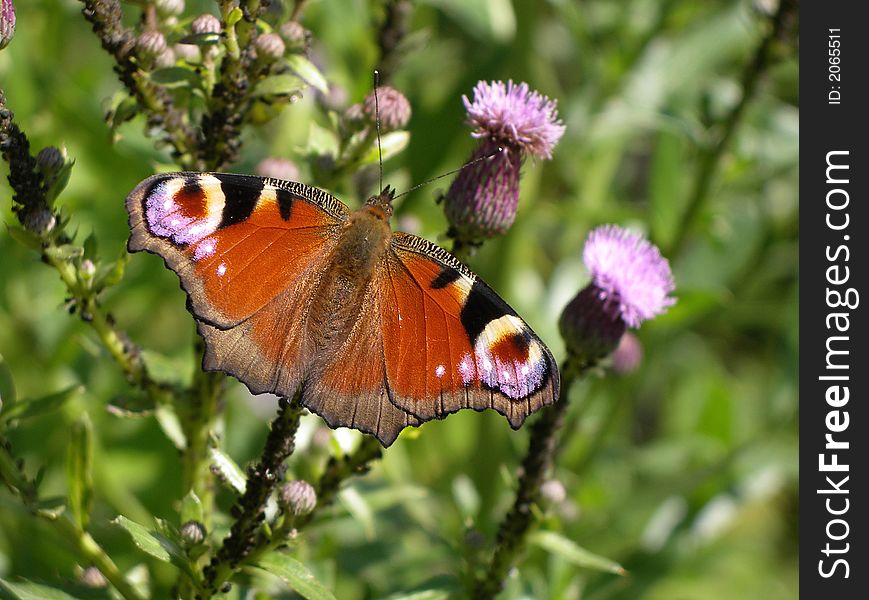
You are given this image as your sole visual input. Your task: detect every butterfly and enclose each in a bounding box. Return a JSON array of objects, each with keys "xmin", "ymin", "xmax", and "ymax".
[{"xmin": 126, "ymin": 172, "xmax": 559, "ymax": 446}]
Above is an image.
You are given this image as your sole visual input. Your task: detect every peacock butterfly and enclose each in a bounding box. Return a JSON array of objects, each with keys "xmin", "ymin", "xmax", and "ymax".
[{"xmin": 126, "ymin": 172, "xmax": 559, "ymax": 446}]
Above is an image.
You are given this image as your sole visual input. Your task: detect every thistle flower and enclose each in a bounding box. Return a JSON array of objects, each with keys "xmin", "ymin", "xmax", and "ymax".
[
  {"xmin": 559, "ymin": 225, "xmax": 674, "ymax": 364},
  {"xmin": 443, "ymin": 80, "xmax": 565, "ymax": 244},
  {"xmin": 0, "ymin": 0, "xmax": 14, "ymax": 50},
  {"xmin": 255, "ymin": 157, "xmax": 300, "ymax": 181},
  {"xmin": 278, "ymin": 480, "xmax": 316, "ymax": 516},
  {"xmin": 362, "ymin": 85, "xmax": 411, "ymax": 131}
]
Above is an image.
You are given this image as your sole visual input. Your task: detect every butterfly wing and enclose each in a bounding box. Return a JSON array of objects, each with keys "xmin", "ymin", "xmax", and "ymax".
[
  {"xmin": 127, "ymin": 172, "xmax": 349, "ymax": 395},
  {"xmin": 380, "ymin": 233, "xmax": 559, "ymax": 428},
  {"xmin": 300, "ymin": 289, "xmax": 420, "ymax": 447}
]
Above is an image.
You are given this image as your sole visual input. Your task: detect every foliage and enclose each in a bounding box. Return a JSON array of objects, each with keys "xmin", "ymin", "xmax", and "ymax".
[{"xmin": 1, "ymin": 0, "xmax": 797, "ymax": 599}]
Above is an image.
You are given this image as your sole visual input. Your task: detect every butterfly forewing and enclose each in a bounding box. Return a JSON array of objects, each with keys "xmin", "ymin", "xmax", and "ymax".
[{"xmin": 127, "ymin": 172, "xmax": 348, "ymax": 328}]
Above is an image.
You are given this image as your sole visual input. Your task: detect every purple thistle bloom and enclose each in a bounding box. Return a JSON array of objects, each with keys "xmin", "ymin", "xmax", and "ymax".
[
  {"xmin": 1, "ymin": 0, "xmax": 15, "ymax": 50},
  {"xmin": 444, "ymin": 80, "xmax": 564, "ymax": 245},
  {"xmin": 582, "ymin": 225, "xmax": 675, "ymax": 328},
  {"xmin": 464, "ymin": 80, "xmax": 565, "ymax": 159},
  {"xmin": 560, "ymin": 225, "xmax": 674, "ymax": 364}
]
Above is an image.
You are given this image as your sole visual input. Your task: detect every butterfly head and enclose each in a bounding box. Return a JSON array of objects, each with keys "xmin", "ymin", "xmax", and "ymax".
[{"xmin": 364, "ymin": 185, "xmax": 396, "ymax": 222}]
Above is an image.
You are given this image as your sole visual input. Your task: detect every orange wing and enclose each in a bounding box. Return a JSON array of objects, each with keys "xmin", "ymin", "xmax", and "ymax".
[
  {"xmin": 379, "ymin": 233, "xmax": 559, "ymax": 429},
  {"xmin": 127, "ymin": 172, "xmax": 348, "ymax": 396}
]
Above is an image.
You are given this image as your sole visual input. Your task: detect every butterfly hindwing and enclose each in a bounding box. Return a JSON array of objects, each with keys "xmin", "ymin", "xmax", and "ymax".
[{"xmin": 381, "ymin": 233, "xmax": 559, "ymax": 428}]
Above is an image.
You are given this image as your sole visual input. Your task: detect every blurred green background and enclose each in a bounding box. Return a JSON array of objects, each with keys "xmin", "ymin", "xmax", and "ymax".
[{"xmin": 1, "ymin": 0, "xmax": 797, "ymax": 598}]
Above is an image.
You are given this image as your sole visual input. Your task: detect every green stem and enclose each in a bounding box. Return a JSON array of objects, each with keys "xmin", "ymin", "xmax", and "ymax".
[
  {"xmin": 182, "ymin": 336, "xmax": 225, "ymax": 526},
  {"xmin": 666, "ymin": 0, "xmax": 796, "ymax": 257}
]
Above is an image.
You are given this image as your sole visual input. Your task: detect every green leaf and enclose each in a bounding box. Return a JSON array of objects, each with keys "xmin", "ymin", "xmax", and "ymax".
[
  {"xmin": 360, "ymin": 131, "xmax": 410, "ymax": 165},
  {"xmin": 306, "ymin": 121, "xmax": 340, "ymax": 158},
  {"xmin": 181, "ymin": 490, "xmax": 204, "ymax": 525},
  {"xmin": 95, "ymin": 252, "xmax": 128, "ymax": 290},
  {"xmin": 108, "ymin": 95, "xmax": 140, "ymax": 132},
  {"xmin": 44, "ymin": 244, "xmax": 83, "ymax": 261},
  {"xmin": 112, "ymin": 515, "xmax": 191, "ymax": 577},
  {"xmin": 225, "ymin": 7, "xmax": 244, "ymax": 27},
  {"xmin": 285, "ymin": 54, "xmax": 329, "ymax": 95},
  {"xmin": 529, "ymin": 531, "xmax": 627, "ymax": 575},
  {"xmin": 82, "ymin": 232, "xmax": 98, "ymax": 262},
  {"xmin": 149, "ymin": 66, "xmax": 203, "ymax": 89},
  {"xmin": 252, "ymin": 73, "xmax": 306, "ymax": 99},
  {"xmin": 6, "ymin": 225, "xmax": 43, "ymax": 250},
  {"xmin": 0, "ymin": 578, "xmax": 82, "ymax": 599},
  {"xmin": 254, "ymin": 552, "xmax": 337, "ymax": 600},
  {"xmin": 2, "ymin": 385, "xmax": 82, "ymax": 422},
  {"xmin": 209, "ymin": 447, "xmax": 246, "ymax": 494},
  {"xmin": 177, "ymin": 32, "xmax": 222, "ymax": 46},
  {"xmin": 154, "ymin": 404, "xmax": 187, "ymax": 450},
  {"xmin": 0, "ymin": 353, "xmax": 16, "ymax": 412},
  {"xmin": 44, "ymin": 157, "xmax": 74, "ymax": 205},
  {"xmin": 66, "ymin": 415, "xmax": 94, "ymax": 531}
]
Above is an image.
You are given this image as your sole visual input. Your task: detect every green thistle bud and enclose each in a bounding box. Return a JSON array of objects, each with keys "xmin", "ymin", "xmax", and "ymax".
[
  {"xmin": 278, "ymin": 480, "xmax": 316, "ymax": 516},
  {"xmin": 136, "ymin": 30, "xmax": 168, "ymax": 62},
  {"xmin": 180, "ymin": 520, "xmax": 206, "ymax": 546},
  {"xmin": 36, "ymin": 146, "xmax": 64, "ymax": 176},
  {"xmin": 254, "ymin": 32, "xmax": 286, "ymax": 63},
  {"xmin": 191, "ymin": 13, "xmax": 221, "ymax": 35},
  {"xmin": 279, "ymin": 20, "xmax": 311, "ymax": 52}
]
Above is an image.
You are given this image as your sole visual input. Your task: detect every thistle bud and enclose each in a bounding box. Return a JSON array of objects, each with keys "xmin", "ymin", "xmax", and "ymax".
[
  {"xmin": 79, "ymin": 566, "xmax": 108, "ymax": 588},
  {"xmin": 254, "ymin": 32, "xmax": 286, "ymax": 63},
  {"xmin": 80, "ymin": 259, "xmax": 96, "ymax": 281},
  {"xmin": 191, "ymin": 13, "xmax": 221, "ymax": 35},
  {"xmin": 136, "ymin": 30, "xmax": 168, "ymax": 62},
  {"xmin": 362, "ymin": 85, "xmax": 411, "ymax": 131},
  {"xmin": 279, "ymin": 20, "xmax": 311, "ymax": 52},
  {"xmin": 278, "ymin": 480, "xmax": 316, "ymax": 516},
  {"xmin": 443, "ymin": 80, "xmax": 564, "ymax": 245},
  {"xmin": 255, "ymin": 157, "xmax": 300, "ymax": 182},
  {"xmin": 180, "ymin": 520, "xmax": 206, "ymax": 546},
  {"xmin": 0, "ymin": 0, "xmax": 14, "ymax": 50},
  {"xmin": 155, "ymin": 0, "xmax": 184, "ymax": 17},
  {"xmin": 36, "ymin": 146, "xmax": 64, "ymax": 176}
]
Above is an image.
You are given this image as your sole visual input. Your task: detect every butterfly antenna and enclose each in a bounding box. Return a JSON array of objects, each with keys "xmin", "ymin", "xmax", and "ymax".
[
  {"xmin": 392, "ymin": 147, "xmax": 504, "ymax": 200},
  {"xmin": 373, "ymin": 70, "xmax": 385, "ymax": 194}
]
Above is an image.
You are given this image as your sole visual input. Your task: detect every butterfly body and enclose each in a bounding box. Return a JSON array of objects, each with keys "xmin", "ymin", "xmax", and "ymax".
[{"xmin": 127, "ymin": 172, "xmax": 559, "ymax": 445}]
